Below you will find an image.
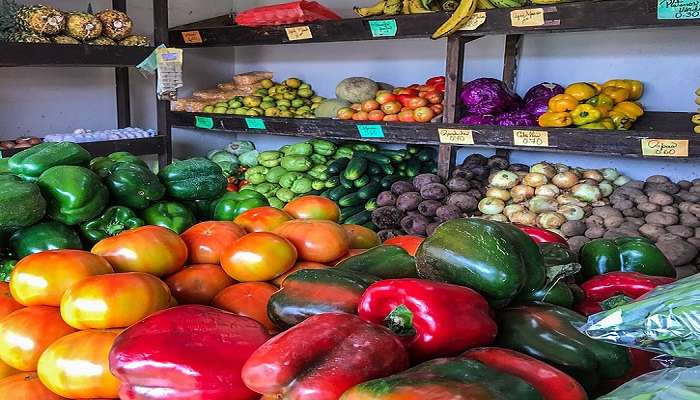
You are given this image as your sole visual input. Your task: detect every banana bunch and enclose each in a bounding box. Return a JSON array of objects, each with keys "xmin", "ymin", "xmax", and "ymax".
[
  {"xmin": 694, "ymin": 88, "xmax": 700, "ymax": 134},
  {"xmin": 354, "ymin": 0, "xmax": 434, "ymax": 17}
]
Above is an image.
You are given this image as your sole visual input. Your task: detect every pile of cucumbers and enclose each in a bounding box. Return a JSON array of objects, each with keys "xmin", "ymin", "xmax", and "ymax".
[{"xmin": 320, "ymin": 143, "xmax": 437, "ymax": 227}]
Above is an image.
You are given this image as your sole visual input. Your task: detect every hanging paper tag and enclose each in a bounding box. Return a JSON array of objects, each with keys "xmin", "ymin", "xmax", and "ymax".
[
  {"xmin": 357, "ymin": 125, "xmax": 385, "ymax": 138},
  {"xmin": 641, "ymin": 139, "xmax": 689, "ymax": 157},
  {"xmin": 181, "ymin": 31, "xmax": 203, "ymax": 44},
  {"xmin": 369, "ymin": 19, "xmax": 398, "ymax": 37},
  {"xmin": 285, "ymin": 26, "xmax": 313, "ymax": 41},
  {"xmin": 438, "ymin": 128, "xmax": 475, "ymax": 145},
  {"xmin": 513, "ymin": 130, "xmax": 549, "ymax": 147},
  {"xmin": 195, "ymin": 116, "xmax": 214, "ymax": 129},
  {"xmin": 459, "ymin": 12, "xmax": 487, "ymax": 31},
  {"xmin": 657, "ymin": 0, "xmax": 700, "ymax": 19},
  {"xmin": 511, "ymin": 8, "xmax": 546, "ymax": 27},
  {"xmin": 156, "ymin": 48, "xmax": 184, "ymax": 101},
  {"xmin": 245, "ymin": 118, "xmax": 266, "ymax": 130}
]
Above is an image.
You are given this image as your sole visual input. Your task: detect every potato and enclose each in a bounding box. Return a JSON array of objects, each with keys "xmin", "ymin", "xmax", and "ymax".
[
  {"xmin": 396, "ymin": 192, "xmax": 423, "ymax": 212},
  {"xmin": 680, "ymin": 213, "xmax": 700, "ymax": 228},
  {"xmin": 377, "ymin": 229, "xmax": 403, "ymax": 242},
  {"xmin": 623, "ymin": 208, "xmax": 644, "ymax": 218},
  {"xmin": 667, "ymin": 225, "xmax": 694, "ymax": 238},
  {"xmin": 679, "ymin": 180, "xmax": 692, "ymax": 190},
  {"xmin": 692, "ymin": 178, "xmax": 700, "ymax": 186},
  {"xmin": 616, "ymin": 186, "xmax": 645, "ymax": 198},
  {"xmin": 585, "ymin": 226, "xmax": 605, "ymax": 239},
  {"xmin": 417, "ymin": 200, "xmax": 442, "ymax": 217},
  {"xmin": 696, "ymin": 227, "xmax": 700, "ymax": 239},
  {"xmin": 645, "ymin": 182, "xmax": 680, "ymax": 194},
  {"xmin": 675, "ymin": 264, "xmax": 698, "ymax": 279},
  {"xmin": 426, "ymin": 221, "xmax": 442, "ymax": 236},
  {"xmin": 391, "ymin": 181, "xmax": 416, "ymax": 195},
  {"xmin": 639, "ymin": 224, "xmax": 666, "ymax": 241},
  {"xmin": 400, "ymin": 214, "xmax": 431, "ymax": 236},
  {"xmin": 687, "ymin": 237, "xmax": 700, "ymax": 249},
  {"xmin": 604, "ymin": 216, "xmax": 625, "ymax": 229},
  {"xmin": 661, "ymin": 206, "xmax": 678, "ymax": 215},
  {"xmin": 679, "ymin": 202, "xmax": 693, "ymax": 213},
  {"xmin": 592, "ymin": 206, "xmax": 623, "ymax": 219},
  {"xmin": 377, "ymin": 191, "xmax": 398, "ymax": 207},
  {"xmin": 604, "ymin": 229, "xmax": 633, "ymax": 239},
  {"xmin": 567, "ymin": 236, "xmax": 591, "ymax": 253},
  {"xmin": 467, "ymin": 189, "xmax": 483, "ymax": 199},
  {"xmin": 420, "ymin": 183, "xmax": 449, "ymax": 201},
  {"xmin": 612, "ymin": 199, "xmax": 634, "ymax": 210},
  {"xmin": 487, "ymin": 156, "xmax": 509, "ymax": 171},
  {"xmin": 637, "ymin": 202, "xmax": 660, "ymax": 213},
  {"xmin": 690, "ymin": 186, "xmax": 700, "ymax": 194},
  {"xmin": 689, "ymin": 204, "xmax": 700, "ymax": 217},
  {"xmin": 586, "ymin": 215, "xmax": 605, "ymax": 227},
  {"xmin": 451, "ymin": 167, "xmax": 474, "ymax": 180},
  {"xmin": 645, "ymin": 212, "xmax": 679, "ymax": 226},
  {"xmin": 646, "ymin": 175, "xmax": 671, "ymax": 184},
  {"xmin": 445, "ymin": 177, "xmax": 471, "ymax": 192},
  {"xmin": 624, "ymin": 180, "xmax": 645, "ymax": 190},
  {"xmin": 632, "ymin": 195, "xmax": 649, "ymax": 205},
  {"xmin": 372, "ymin": 206, "xmax": 405, "ymax": 229},
  {"xmin": 412, "ymin": 174, "xmax": 442, "ymax": 191},
  {"xmin": 625, "ymin": 217, "xmax": 646, "ymax": 226},
  {"xmin": 677, "ymin": 192, "xmax": 700, "ymax": 202},
  {"xmin": 445, "ymin": 193, "xmax": 477, "ymax": 212},
  {"xmin": 656, "ymin": 239, "xmax": 698, "ymax": 266},
  {"xmin": 436, "ymin": 205, "xmax": 463, "ymax": 222},
  {"xmin": 463, "ymin": 153, "xmax": 487, "ymax": 166},
  {"xmin": 619, "ymin": 222, "xmax": 643, "ymax": 232},
  {"xmin": 647, "ymin": 191, "xmax": 674, "ymax": 206},
  {"xmin": 561, "ymin": 220, "xmax": 586, "ymax": 237}
]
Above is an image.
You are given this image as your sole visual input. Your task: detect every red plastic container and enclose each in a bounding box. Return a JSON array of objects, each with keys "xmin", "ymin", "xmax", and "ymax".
[{"xmin": 235, "ymin": 0, "xmax": 342, "ymax": 27}]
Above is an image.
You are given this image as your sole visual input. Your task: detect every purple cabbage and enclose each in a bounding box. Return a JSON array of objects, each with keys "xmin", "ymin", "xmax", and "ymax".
[
  {"xmin": 459, "ymin": 114, "xmax": 497, "ymax": 125},
  {"xmin": 460, "ymin": 78, "xmax": 518, "ymax": 115},
  {"xmin": 495, "ymin": 110, "xmax": 538, "ymax": 127},
  {"xmin": 523, "ymin": 82, "xmax": 564, "ymax": 104},
  {"xmin": 524, "ymin": 97, "xmax": 550, "ymax": 117}
]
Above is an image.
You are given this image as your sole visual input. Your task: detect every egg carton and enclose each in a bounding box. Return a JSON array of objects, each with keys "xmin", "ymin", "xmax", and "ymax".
[{"xmin": 44, "ymin": 127, "xmax": 157, "ymax": 143}]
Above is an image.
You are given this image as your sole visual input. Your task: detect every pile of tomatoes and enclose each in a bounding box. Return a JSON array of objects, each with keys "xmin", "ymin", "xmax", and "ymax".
[
  {"xmin": 0, "ymin": 196, "xmax": 385, "ymax": 399},
  {"xmin": 337, "ymin": 76, "xmax": 446, "ymax": 123}
]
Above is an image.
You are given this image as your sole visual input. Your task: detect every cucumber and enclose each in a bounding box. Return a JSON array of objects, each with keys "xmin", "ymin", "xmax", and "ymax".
[
  {"xmin": 325, "ymin": 175, "xmax": 340, "ymax": 188},
  {"xmin": 320, "ymin": 188, "xmax": 332, "ymax": 198},
  {"xmin": 339, "ymin": 205, "xmax": 366, "ymax": 223},
  {"xmin": 328, "ymin": 185, "xmax": 354, "ymax": 201},
  {"xmin": 378, "ymin": 150, "xmax": 407, "ymax": 162},
  {"xmin": 339, "ymin": 174, "xmax": 354, "ymax": 189},
  {"xmin": 365, "ymin": 198, "xmax": 378, "ymax": 211},
  {"xmin": 417, "ymin": 148, "xmax": 436, "ymax": 162},
  {"xmin": 363, "ymin": 221, "xmax": 379, "ymax": 231},
  {"xmin": 327, "ymin": 157, "xmax": 350, "ymax": 175},
  {"xmin": 381, "ymin": 163, "xmax": 395, "ymax": 175},
  {"xmin": 338, "ymin": 192, "xmax": 364, "ymax": 207},
  {"xmin": 344, "ymin": 157, "xmax": 368, "ymax": 181},
  {"xmin": 354, "ymin": 151, "xmax": 391, "ymax": 165},
  {"xmin": 354, "ymin": 175, "xmax": 371, "ymax": 188},
  {"xmin": 351, "ymin": 143, "xmax": 377, "ymax": 152},
  {"xmin": 344, "ymin": 210, "xmax": 371, "ymax": 225},
  {"xmin": 367, "ymin": 162, "xmax": 382, "ymax": 176},
  {"xmin": 404, "ymin": 157, "xmax": 421, "ymax": 178},
  {"xmin": 407, "ymin": 144, "xmax": 421, "ymax": 154},
  {"xmin": 358, "ymin": 181, "xmax": 382, "ymax": 200},
  {"xmin": 380, "ymin": 174, "xmax": 401, "ymax": 188}
]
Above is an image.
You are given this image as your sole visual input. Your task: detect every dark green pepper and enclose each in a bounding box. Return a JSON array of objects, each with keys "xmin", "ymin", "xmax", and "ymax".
[
  {"xmin": 283, "ymin": 142, "xmax": 313, "ymax": 157},
  {"xmin": 80, "ymin": 206, "xmax": 145, "ymax": 245},
  {"xmin": 38, "ymin": 166, "xmax": 108, "ymax": 226},
  {"xmin": 0, "ymin": 174, "xmax": 46, "ymax": 230},
  {"xmin": 9, "ymin": 142, "xmax": 91, "ymax": 181},
  {"xmin": 336, "ymin": 245, "xmax": 418, "ymax": 279},
  {"xmin": 540, "ymin": 242, "xmax": 577, "ymax": 267},
  {"xmin": 0, "ymin": 159, "xmax": 9, "ymax": 174},
  {"xmin": 183, "ymin": 199, "xmax": 214, "ymax": 221},
  {"xmin": 10, "ymin": 221, "xmax": 83, "ymax": 258},
  {"xmin": 579, "ymin": 237, "xmax": 675, "ymax": 280},
  {"xmin": 108, "ymin": 151, "xmax": 148, "ymax": 167},
  {"xmin": 210, "ymin": 189, "xmax": 269, "ymax": 221},
  {"xmin": 105, "ymin": 163, "xmax": 165, "ymax": 210},
  {"xmin": 90, "ymin": 151, "xmax": 148, "ymax": 178},
  {"xmin": 158, "ymin": 158, "xmax": 227, "ymax": 201},
  {"xmin": 280, "ymin": 155, "xmax": 312, "ymax": 172},
  {"xmin": 309, "ymin": 139, "xmax": 337, "ymax": 156},
  {"xmin": 0, "ymin": 259, "xmax": 16, "ymax": 283},
  {"xmin": 517, "ymin": 281, "xmax": 575, "ymax": 308},
  {"xmin": 142, "ymin": 201, "xmax": 195, "ymax": 234}
]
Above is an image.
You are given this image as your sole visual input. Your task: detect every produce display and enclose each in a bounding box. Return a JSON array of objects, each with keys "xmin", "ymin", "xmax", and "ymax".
[
  {"xmin": 694, "ymin": 88, "xmax": 700, "ymax": 134},
  {"xmin": 0, "ymin": 136, "xmax": 41, "ymax": 151},
  {"xmin": 44, "ymin": 127, "xmax": 156, "ymax": 143},
  {"xmin": 235, "ymin": 0, "xmax": 342, "ymax": 27}
]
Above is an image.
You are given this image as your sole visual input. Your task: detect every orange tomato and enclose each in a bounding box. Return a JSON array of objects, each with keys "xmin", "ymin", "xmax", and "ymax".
[
  {"xmin": 0, "ymin": 358, "xmax": 19, "ymax": 380},
  {"xmin": 10, "ymin": 250, "xmax": 113, "ymax": 307},
  {"xmin": 368, "ymin": 110, "xmax": 385, "ymax": 121},
  {"xmin": 234, "ymin": 207, "xmax": 293, "ymax": 233},
  {"xmin": 181, "ymin": 221, "xmax": 247, "ymax": 265},
  {"xmin": 0, "ymin": 282, "xmax": 22, "ymax": 320},
  {"xmin": 212, "ymin": 282, "xmax": 278, "ymax": 332},
  {"xmin": 332, "ymin": 248, "xmax": 367, "ymax": 265},
  {"xmin": 342, "ymin": 224, "xmax": 380, "ymax": 249},
  {"xmin": 164, "ymin": 264, "xmax": 235, "ymax": 305},
  {"xmin": 350, "ymin": 103, "xmax": 362, "ymax": 111},
  {"xmin": 398, "ymin": 109, "xmax": 416, "ymax": 122},
  {"xmin": 384, "ymin": 235, "xmax": 425, "ymax": 256},
  {"xmin": 38, "ymin": 329, "xmax": 121, "ymax": 399},
  {"xmin": 413, "ymin": 106, "xmax": 436, "ymax": 123},
  {"xmin": 337, "ymin": 107, "xmax": 355, "ymax": 120},
  {"xmin": 361, "ymin": 100, "xmax": 380, "ymax": 112},
  {"xmin": 274, "ymin": 219, "xmax": 350, "ymax": 263},
  {"xmin": 375, "ymin": 92, "xmax": 397, "ymax": 105},
  {"xmin": 407, "ymin": 97, "xmax": 429, "ymax": 110},
  {"xmin": 0, "ymin": 372, "xmax": 67, "ymax": 400},
  {"xmin": 221, "ymin": 233, "xmax": 297, "ymax": 282},
  {"xmin": 60, "ymin": 272, "xmax": 171, "ymax": 329},
  {"xmin": 283, "ymin": 195, "xmax": 341, "ymax": 222},
  {"xmin": 381, "ymin": 101, "xmax": 401, "ymax": 115},
  {"xmin": 0, "ymin": 306, "xmax": 76, "ymax": 371},
  {"xmin": 271, "ymin": 261, "xmax": 328, "ymax": 286},
  {"xmin": 383, "ymin": 114, "xmax": 400, "ymax": 122},
  {"xmin": 352, "ymin": 111, "xmax": 369, "ymax": 121},
  {"xmin": 92, "ymin": 226, "xmax": 187, "ymax": 277},
  {"xmin": 430, "ymin": 104, "xmax": 444, "ymax": 115}
]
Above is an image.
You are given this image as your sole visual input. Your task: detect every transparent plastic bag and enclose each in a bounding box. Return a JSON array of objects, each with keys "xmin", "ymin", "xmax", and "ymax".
[
  {"xmin": 580, "ymin": 273, "xmax": 700, "ymax": 360},
  {"xmin": 597, "ymin": 366, "xmax": 700, "ymax": 400}
]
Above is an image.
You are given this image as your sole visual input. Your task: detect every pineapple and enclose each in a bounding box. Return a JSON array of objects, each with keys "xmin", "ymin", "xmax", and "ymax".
[
  {"xmin": 8, "ymin": 30, "xmax": 50, "ymax": 43},
  {"xmin": 87, "ymin": 36, "xmax": 116, "ymax": 45},
  {"xmin": 52, "ymin": 34, "xmax": 79, "ymax": 44},
  {"xmin": 95, "ymin": 9, "xmax": 132, "ymax": 41},
  {"xmin": 65, "ymin": 12, "xmax": 102, "ymax": 41},
  {"xmin": 16, "ymin": 4, "xmax": 65, "ymax": 35},
  {"xmin": 119, "ymin": 35, "xmax": 149, "ymax": 47},
  {"xmin": 0, "ymin": 0, "xmax": 20, "ymax": 41}
]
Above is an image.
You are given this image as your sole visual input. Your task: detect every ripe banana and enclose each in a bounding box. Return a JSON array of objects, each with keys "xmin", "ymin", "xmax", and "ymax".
[
  {"xmin": 489, "ymin": 0, "xmax": 525, "ymax": 7},
  {"xmin": 476, "ymin": 0, "xmax": 495, "ymax": 9},
  {"xmin": 409, "ymin": 0, "xmax": 433, "ymax": 13},
  {"xmin": 384, "ymin": 0, "xmax": 403, "ymax": 15},
  {"xmin": 402, "ymin": 0, "xmax": 412, "ymax": 14},
  {"xmin": 530, "ymin": 0, "xmax": 568, "ymax": 4},
  {"xmin": 432, "ymin": 0, "xmax": 477, "ymax": 38},
  {"xmin": 353, "ymin": 0, "xmax": 386, "ymax": 16}
]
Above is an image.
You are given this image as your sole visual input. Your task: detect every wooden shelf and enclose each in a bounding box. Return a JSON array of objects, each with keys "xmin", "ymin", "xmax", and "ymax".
[
  {"xmin": 171, "ymin": 111, "xmax": 699, "ymax": 158},
  {"xmin": 168, "ymin": 0, "xmax": 700, "ymax": 48},
  {"xmin": 1, "ymin": 136, "xmax": 167, "ymax": 158},
  {"xmin": 0, "ymin": 43, "xmax": 155, "ymax": 67}
]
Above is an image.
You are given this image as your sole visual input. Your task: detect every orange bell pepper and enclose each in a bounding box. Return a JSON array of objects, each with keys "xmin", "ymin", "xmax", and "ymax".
[
  {"xmin": 613, "ymin": 101, "xmax": 644, "ymax": 119},
  {"xmin": 564, "ymin": 83, "xmax": 598, "ymax": 101},
  {"xmin": 538, "ymin": 112, "xmax": 573, "ymax": 128},
  {"xmin": 601, "ymin": 86, "xmax": 630, "ymax": 104},
  {"xmin": 547, "ymin": 94, "xmax": 579, "ymax": 113},
  {"xmin": 604, "ymin": 80, "xmax": 644, "ymax": 100}
]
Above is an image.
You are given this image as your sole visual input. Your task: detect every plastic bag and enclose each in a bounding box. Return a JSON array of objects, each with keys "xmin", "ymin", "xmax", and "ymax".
[
  {"xmin": 234, "ymin": 0, "xmax": 341, "ymax": 27},
  {"xmin": 581, "ymin": 273, "xmax": 700, "ymax": 360},
  {"xmin": 597, "ymin": 366, "xmax": 700, "ymax": 400}
]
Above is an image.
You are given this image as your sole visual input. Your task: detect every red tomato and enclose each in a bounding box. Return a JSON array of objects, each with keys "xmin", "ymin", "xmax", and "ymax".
[
  {"xmin": 332, "ymin": 248, "xmax": 368, "ymax": 265},
  {"xmin": 413, "ymin": 106, "xmax": 436, "ymax": 123},
  {"xmin": 0, "ymin": 358, "xmax": 18, "ymax": 381},
  {"xmin": 342, "ymin": 224, "xmax": 381, "ymax": 249},
  {"xmin": 433, "ymin": 82, "xmax": 445, "ymax": 92},
  {"xmin": 271, "ymin": 261, "xmax": 328, "ymax": 286},
  {"xmin": 407, "ymin": 97, "xmax": 429, "ymax": 110},
  {"xmin": 375, "ymin": 92, "xmax": 397, "ymax": 105},
  {"xmin": 60, "ymin": 272, "xmax": 172, "ymax": 329},
  {"xmin": 384, "ymin": 235, "xmax": 425, "ymax": 256},
  {"xmin": 221, "ymin": 233, "xmax": 297, "ymax": 282},
  {"xmin": 181, "ymin": 221, "xmax": 247, "ymax": 265},
  {"xmin": 38, "ymin": 330, "xmax": 121, "ymax": 399},
  {"xmin": 283, "ymin": 195, "xmax": 341, "ymax": 222},
  {"xmin": 0, "ymin": 282, "xmax": 22, "ymax": 320},
  {"xmin": 10, "ymin": 250, "xmax": 113, "ymax": 307},
  {"xmin": 92, "ymin": 226, "xmax": 187, "ymax": 277},
  {"xmin": 430, "ymin": 104, "xmax": 444, "ymax": 115},
  {"xmin": 398, "ymin": 109, "xmax": 416, "ymax": 122},
  {"xmin": 337, "ymin": 107, "xmax": 355, "ymax": 120},
  {"xmin": 396, "ymin": 94, "xmax": 414, "ymax": 108},
  {"xmin": 361, "ymin": 100, "xmax": 380, "ymax": 112},
  {"xmin": 352, "ymin": 111, "xmax": 369, "ymax": 121},
  {"xmin": 426, "ymin": 76, "xmax": 446, "ymax": 86},
  {"xmin": 165, "ymin": 264, "xmax": 235, "ymax": 305},
  {"xmin": 212, "ymin": 282, "xmax": 278, "ymax": 332},
  {"xmin": 234, "ymin": 206, "xmax": 294, "ymax": 233},
  {"xmin": 0, "ymin": 306, "xmax": 76, "ymax": 371},
  {"xmin": 383, "ymin": 114, "xmax": 400, "ymax": 122},
  {"xmin": 424, "ymin": 91, "xmax": 444, "ymax": 105},
  {"xmin": 396, "ymin": 88, "xmax": 419, "ymax": 96},
  {"xmin": 274, "ymin": 220, "xmax": 350, "ymax": 263},
  {"xmin": 350, "ymin": 103, "xmax": 362, "ymax": 111},
  {"xmin": 380, "ymin": 101, "xmax": 402, "ymax": 115},
  {"xmin": 0, "ymin": 372, "xmax": 66, "ymax": 400},
  {"xmin": 368, "ymin": 110, "xmax": 385, "ymax": 121}
]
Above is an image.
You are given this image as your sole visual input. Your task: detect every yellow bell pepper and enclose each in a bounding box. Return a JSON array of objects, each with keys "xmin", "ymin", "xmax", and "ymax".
[
  {"xmin": 538, "ymin": 112, "xmax": 573, "ymax": 128},
  {"xmin": 623, "ymin": 80, "xmax": 644, "ymax": 100},
  {"xmin": 594, "ymin": 106, "xmax": 610, "ymax": 118},
  {"xmin": 695, "ymin": 125, "xmax": 700, "ymax": 134},
  {"xmin": 548, "ymin": 94, "xmax": 579, "ymax": 113},
  {"xmin": 613, "ymin": 101, "xmax": 644, "ymax": 120},
  {"xmin": 609, "ymin": 110, "xmax": 633, "ymax": 130},
  {"xmin": 588, "ymin": 82, "xmax": 603, "ymax": 93},
  {"xmin": 692, "ymin": 114, "xmax": 700, "ymax": 125},
  {"xmin": 600, "ymin": 118, "xmax": 615, "ymax": 130},
  {"xmin": 603, "ymin": 79, "xmax": 632, "ymax": 91},
  {"xmin": 601, "ymin": 86, "xmax": 631, "ymax": 104},
  {"xmin": 571, "ymin": 104, "xmax": 602, "ymax": 126},
  {"xmin": 565, "ymin": 83, "xmax": 598, "ymax": 101},
  {"xmin": 695, "ymin": 96, "xmax": 700, "ymax": 105}
]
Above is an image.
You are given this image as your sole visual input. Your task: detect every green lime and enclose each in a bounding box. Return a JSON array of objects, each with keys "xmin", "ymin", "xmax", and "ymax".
[
  {"xmin": 228, "ymin": 100, "xmax": 242, "ymax": 108},
  {"xmin": 291, "ymin": 99, "xmax": 305, "ymax": 108},
  {"xmin": 234, "ymin": 107, "xmax": 248, "ymax": 116},
  {"xmin": 213, "ymin": 106, "xmax": 228, "ymax": 114},
  {"xmin": 203, "ymin": 105, "xmax": 215, "ymax": 113},
  {"xmin": 279, "ymin": 111, "xmax": 293, "ymax": 118},
  {"xmin": 226, "ymin": 108, "xmax": 237, "ymax": 114},
  {"xmin": 265, "ymin": 107, "xmax": 280, "ymax": 117},
  {"xmin": 262, "ymin": 96, "xmax": 275, "ymax": 103},
  {"xmin": 243, "ymin": 96, "xmax": 262, "ymax": 107},
  {"xmin": 283, "ymin": 92, "xmax": 296, "ymax": 101},
  {"xmin": 311, "ymin": 96, "xmax": 324, "ymax": 103},
  {"xmin": 255, "ymin": 88, "xmax": 268, "ymax": 96},
  {"xmin": 297, "ymin": 88, "xmax": 313, "ymax": 98},
  {"xmin": 276, "ymin": 99, "xmax": 291, "ymax": 107},
  {"xmin": 285, "ymin": 78, "xmax": 301, "ymax": 89},
  {"xmin": 277, "ymin": 105, "xmax": 289, "ymax": 111},
  {"xmin": 299, "ymin": 83, "xmax": 311, "ymax": 90},
  {"xmin": 215, "ymin": 102, "xmax": 228, "ymax": 108},
  {"xmin": 261, "ymin": 79, "xmax": 274, "ymax": 89},
  {"xmin": 260, "ymin": 101, "xmax": 275, "ymax": 110},
  {"xmin": 252, "ymin": 107, "xmax": 264, "ymax": 114},
  {"xmin": 246, "ymin": 109, "xmax": 260, "ymax": 116}
]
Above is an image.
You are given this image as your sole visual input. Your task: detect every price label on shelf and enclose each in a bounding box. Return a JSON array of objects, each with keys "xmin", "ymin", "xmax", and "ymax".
[
  {"xmin": 181, "ymin": 31, "xmax": 203, "ymax": 44},
  {"xmin": 513, "ymin": 130, "xmax": 549, "ymax": 147},
  {"xmin": 459, "ymin": 12, "xmax": 487, "ymax": 31},
  {"xmin": 357, "ymin": 125, "xmax": 385, "ymax": 138},
  {"xmin": 438, "ymin": 128, "xmax": 475, "ymax": 145},
  {"xmin": 245, "ymin": 118, "xmax": 267, "ymax": 130},
  {"xmin": 657, "ymin": 0, "xmax": 700, "ymax": 19},
  {"xmin": 641, "ymin": 139, "xmax": 689, "ymax": 157},
  {"xmin": 195, "ymin": 116, "xmax": 214, "ymax": 129},
  {"xmin": 510, "ymin": 7, "xmax": 560, "ymax": 27},
  {"xmin": 285, "ymin": 26, "xmax": 313, "ymax": 41},
  {"xmin": 369, "ymin": 20, "xmax": 398, "ymax": 37}
]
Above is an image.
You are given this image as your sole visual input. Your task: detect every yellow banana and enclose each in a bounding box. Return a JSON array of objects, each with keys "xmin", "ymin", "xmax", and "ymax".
[
  {"xmin": 432, "ymin": 0, "xmax": 477, "ymax": 38},
  {"xmin": 529, "ymin": 0, "xmax": 568, "ymax": 5},
  {"xmin": 353, "ymin": 0, "xmax": 386, "ymax": 16},
  {"xmin": 476, "ymin": 0, "xmax": 495, "ymax": 9},
  {"xmin": 383, "ymin": 0, "xmax": 403, "ymax": 15},
  {"xmin": 409, "ymin": 0, "xmax": 433, "ymax": 13},
  {"xmin": 402, "ymin": 0, "xmax": 411, "ymax": 14},
  {"xmin": 692, "ymin": 114, "xmax": 700, "ymax": 125}
]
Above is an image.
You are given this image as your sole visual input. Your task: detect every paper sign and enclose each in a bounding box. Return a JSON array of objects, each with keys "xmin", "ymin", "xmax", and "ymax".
[
  {"xmin": 369, "ymin": 19, "xmax": 398, "ymax": 37},
  {"xmin": 357, "ymin": 125, "xmax": 385, "ymax": 138},
  {"xmin": 459, "ymin": 12, "xmax": 487, "ymax": 31},
  {"xmin": 513, "ymin": 130, "xmax": 549, "ymax": 147},
  {"xmin": 245, "ymin": 118, "xmax": 266, "ymax": 130},
  {"xmin": 285, "ymin": 26, "xmax": 313, "ymax": 41},
  {"xmin": 181, "ymin": 31, "xmax": 203, "ymax": 44},
  {"xmin": 195, "ymin": 116, "xmax": 214, "ymax": 129},
  {"xmin": 438, "ymin": 128, "xmax": 475, "ymax": 145},
  {"xmin": 658, "ymin": 0, "xmax": 700, "ymax": 19},
  {"xmin": 511, "ymin": 8, "xmax": 546, "ymax": 27},
  {"xmin": 641, "ymin": 139, "xmax": 689, "ymax": 157}
]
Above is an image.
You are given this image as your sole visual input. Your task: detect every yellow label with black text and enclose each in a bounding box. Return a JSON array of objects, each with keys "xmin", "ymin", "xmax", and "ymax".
[
  {"xmin": 181, "ymin": 31, "xmax": 203, "ymax": 44},
  {"xmin": 641, "ymin": 139, "xmax": 688, "ymax": 157},
  {"xmin": 459, "ymin": 12, "xmax": 487, "ymax": 31},
  {"xmin": 510, "ymin": 8, "xmax": 545, "ymax": 27},
  {"xmin": 513, "ymin": 130, "xmax": 549, "ymax": 147},
  {"xmin": 438, "ymin": 128, "xmax": 475, "ymax": 145},
  {"xmin": 285, "ymin": 26, "xmax": 313, "ymax": 41}
]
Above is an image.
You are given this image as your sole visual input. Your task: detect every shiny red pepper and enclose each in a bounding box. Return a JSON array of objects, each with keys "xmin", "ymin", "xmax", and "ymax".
[
  {"xmin": 463, "ymin": 347, "xmax": 587, "ymax": 400},
  {"xmin": 358, "ymin": 279, "xmax": 497, "ymax": 361},
  {"xmin": 514, "ymin": 223, "xmax": 568, "ymax": 245},
  {"xmin": 426, "ymin": 76, "xmax": 446, "ymax": 87},
  {"xmin": 575, "ymin": 271, "xmax": 675, "ymax": 316}
]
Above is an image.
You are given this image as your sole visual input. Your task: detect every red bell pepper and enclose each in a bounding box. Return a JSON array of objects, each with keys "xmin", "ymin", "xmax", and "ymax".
[
  {"xmin": 463, "ymin": 347, "xmax": 587, "ymax": 400},
  {"xmin": 575, "ymin": 271, "xmax": 675, "ymax": 316},
  {"xmin": 426, "ymin": 76, "xmax": 446, "ymax": 87},
  {"xmin": 109, "ymin": 305, "xmax": 270, "ymax": 400},
  {"xmin": 241, "ymin": 313, "xmax": 409, "ymax": 400},
  {"xmin": 513, "ymin": 223, "xmax": 568, "ymax": 245},
  {"xmin": 358, "ymin": 279, "xmax": 497, "ymax": 361}
]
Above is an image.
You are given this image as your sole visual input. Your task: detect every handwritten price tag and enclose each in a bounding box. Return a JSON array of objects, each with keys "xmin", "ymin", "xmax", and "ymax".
[
  {"xmin": 357, "ymin": 125, "xmax": 385, "ymax": 138},
  {"xmin": 245, "ymin": 118, "xmax": 266, "ymax": 130},
  {"xmin": 513, "ymin": 130, "xmax": 549, "ymax": 147},
  {"xmin": 459, "ymin": 12, "xmax": 487, "ymax": 31},
  {"xmin": 641, "ymin": 139, "xmax": 689, "ymax": 157},
  {"xmin": 285, "ymin": 26, "xmax": 313, "ymax": 41},
  {"xmin": 195, "ymin": 116, "xmax": 214, "ymax": 129},
  {"xmin": 438, "ymin": 128, "xmax": 475, "ymax": 145},
  {"xmin": 369, "ymin": 19, "xmax": 398, "ymax": 37},
  {"xmin": 658, "ymin": 0, "xmax": 700, "ymax": 19},
  {"xmin": 181, "ymin": 31, "xmax": 203, "ymax": 44},
  {"xmin": 511, "ymin": 8, "xmax": 545, "ymax": 27}
]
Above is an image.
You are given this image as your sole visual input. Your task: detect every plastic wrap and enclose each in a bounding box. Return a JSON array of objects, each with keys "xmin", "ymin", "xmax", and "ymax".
[
  {"xmin": 581, "ymin": 273, "xmax": 700, "ymax": 360},
  {"xmin": 234, "ymin": 1, "xmax": 341, "ymax": 27},
  {"xmin": 597, "ymin": 366, "xmax": 700, "ymax": 400}
]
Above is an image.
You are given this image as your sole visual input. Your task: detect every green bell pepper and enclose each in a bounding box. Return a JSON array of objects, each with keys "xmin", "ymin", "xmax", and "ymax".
[
  {"xmin": 579, "ymin": 237, "xmax": 676, "ymax": 280},
  {"xmin": 275, "ymin": 188, "xmax": 295, "ymax": 203},
  {"xmin": 142, "ymin": 201, "xmax": 195, "ymax": 234},
  {"xmin": 253, "ymin": 183, "xmax": 280, "ymax": 198},
  {"xmin": 10, "ymin": 221, "xmax": 83, "ymax": 258},
  {"xmin": 540, "ymin": 243, "xmax": 577, "ymax": 267},
  {"xmin": 38, "ymin": 166, "xmax": 108, "ymax": 226},
  {"xmin": 0, "ymin": 259, "xmax": 16, "ymax": 283},
  {"xmin": 9, "ymin": 142, "xmax": 91, "ymax": 181},
  {"xmin": 265, "ymin": 166, "xmax": 288, "ymax": 184},
  {"xmin": 281, "ymin": 155, "xmax": 312, "ymax": 172},
  {"xmin": 80, "ymin": 206, "xmax": 145, "ymax": 245},
  {"xmin": 105, "ymin": 163, "xmax": 165, "ymax": 210},
  {"xmin": 158, "ymin": 158, "xmax": 227, "ymax": 201},
  {"xmin": 309, "ymin": 139, "xmax": 336, "ymax": 156},
  {"xmin": 90, "ymin": 152, "xmax": 149, "ymax": 179},
  {"xmin": 0, "ymin": 174, "xmax": 46, "ymax": 230},
  {"xmin": 307, "ymin": 165, "xmax": 329, "ymax": 180},
  {"xmin": 0, "ymin": 159, "xmax": 9, "ymax": 174},
  {"xmin": 283, "ymin": 142, "xmax": 313, "ymax": 157},
  {"xmin": 268, "ymin": 197, "xmax": 285, "ymax": 209},
  {"xmin": 244, "ymin": 166, "xmax": 269, "ymax": 185},
  {"xmin": 291, "ymin": 177, "xmax": 313, "ymax": 194},
  {"xmin": 182, "ymin": 199, "xmax": 214, "ymax": 221},
  {"xmin": 309, "ymin": 154, "xmax": 327, "ymax": 166},
  {"xmin": 258, "ymin": 151, "xmax": 283, "ymax": 168},
  {"xmin": 517, "ymin": 281, "xmax": 575, "ymax": 308},
  {"xmin": 334, "ymin": 146, "xmax": 354, "ymax": 159},
  {"xmin": 210, "ymin": 190, "xmax": 269, "ymax": 221}
]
